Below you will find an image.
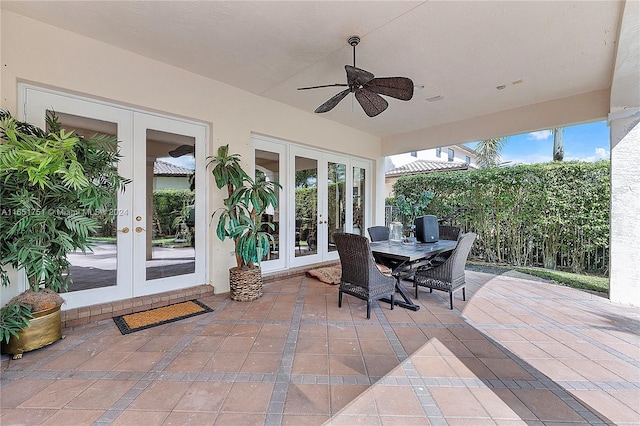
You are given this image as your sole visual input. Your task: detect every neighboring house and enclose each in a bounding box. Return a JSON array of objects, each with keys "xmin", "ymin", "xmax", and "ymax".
[
  {"xmin": 153, "ymin": 160, "xmax": 193, "ymax": 190},
  {"xmin": 385, "ymin": 145, "xmax": 477, "ymax": 196}
]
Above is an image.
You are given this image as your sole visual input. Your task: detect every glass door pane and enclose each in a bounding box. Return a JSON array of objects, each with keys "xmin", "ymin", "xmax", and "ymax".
[
  {"xmin": 255, "ymin": 149, "xmax": 281, "ymax": 262},
  {"xmin": 294, "ymin": 155, "xmax": 318, "ymax": 258},
  {"xmin": 145, "ymin": 129, "xmax": 196, "ymax": 281},
  {"xmin": 353, "ymin": 166, "xmax": 366, "ymax": 236},
  {"xmin": 327, "ymin": 162, "xmax": 346, "ymax": 252},
  {"xmin": 56, "ymin": 112, "xmax": 120, "ymax": 292}
]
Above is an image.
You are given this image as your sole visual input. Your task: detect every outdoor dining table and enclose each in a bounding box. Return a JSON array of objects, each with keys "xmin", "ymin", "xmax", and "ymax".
[{"xmin": 370, "ymin": 239, "xmax": 458, "ymax": 311}]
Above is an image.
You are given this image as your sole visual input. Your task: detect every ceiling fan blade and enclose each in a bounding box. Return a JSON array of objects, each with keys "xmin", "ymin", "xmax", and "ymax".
[
  {"xmin": 169, "ymin": 144, "xmax": 195, "ymax": 157},
  {"xmin": 345, "ymin": 65, "xmax": 375, "ymax": 87},
  {"xmin": 364, "ymin": 77, "xmax": 414, "ymax": 101},
  {"xmin": 355, "ymin": 89, "xmax": 388, "ymax": 117},
  {"xmin": 315, "ymin": 89, "xmax": 351, "ymax": 113},
  {"xmin": 298, "ymin": 83, "xmax": 349, "ymax": 90}
]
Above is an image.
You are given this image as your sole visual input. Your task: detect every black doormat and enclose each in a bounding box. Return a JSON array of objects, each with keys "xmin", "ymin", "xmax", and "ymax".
[{"xmin": 113, "ymin": 299, "xmax": 212, "ymax": 335}]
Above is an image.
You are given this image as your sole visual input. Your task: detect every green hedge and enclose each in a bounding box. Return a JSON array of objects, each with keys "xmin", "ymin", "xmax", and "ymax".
[
  {"xmin": 153, "ymin": 189, "xmax": 194, "ymax": 238},
  {"xmin": 392, "ymin": 161, "xmax": 610, "ymax": 274}
]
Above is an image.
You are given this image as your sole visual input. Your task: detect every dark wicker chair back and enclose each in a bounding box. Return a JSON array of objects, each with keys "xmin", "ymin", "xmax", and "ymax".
[
  {"xmin": 439, "ymin": 225, "xmax": 462, "ymax": 241},
  {"xmin": 414, "ymin": 232, "xmax": 476, "ymax": 309},
  {"xmin": 428, "ymin": 225, "xmax": 463, "ymax": 267},
  {"xmin": 334, "ymin": 233, "xmax": 396, "ymax": 319},
  {"xmin": 367, "ymin": 226, "xmax": 390, "ymax": 242}
]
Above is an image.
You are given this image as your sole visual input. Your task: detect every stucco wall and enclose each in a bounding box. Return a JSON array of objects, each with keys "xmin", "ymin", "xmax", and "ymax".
[
  {"xmin": 609, "ymin": 114, "xmax": 640, "ymax": 307},
  {"xmin": 0, "ymin": 11, "xmax": 382, "ymax": 300}
]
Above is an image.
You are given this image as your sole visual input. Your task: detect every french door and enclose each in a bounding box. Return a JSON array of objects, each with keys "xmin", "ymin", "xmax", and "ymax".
[
  {"xmin": 21, "ymin": 85, "xmax": 207, "ymax": 309},
  {"xmin": 253, "ymin": 136, "xmax": 371, "ymax": 272}
]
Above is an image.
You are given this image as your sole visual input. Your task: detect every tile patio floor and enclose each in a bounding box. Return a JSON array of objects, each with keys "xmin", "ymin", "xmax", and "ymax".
[{"xmin": 1, "ymin": 269, "xmax": 639, "ymax": 425}]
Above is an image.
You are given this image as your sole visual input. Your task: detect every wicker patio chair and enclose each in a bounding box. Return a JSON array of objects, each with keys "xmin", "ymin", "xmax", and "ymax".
[
  {"xmin": 439, "ymin": 225, "xmax": 462, "ymax": 241},
  {"xmin": 367, "ymin": 226, "xmax": 390, "ymax": 242},
  {"xmin": 334, "ymin": 233, "xmax": 396, "ymax": 319},
  {"xmin": 428, "ymin": 225, "xmax": 463, "ymax": 267},
  {"xmin": 414, "ymin": 232, "xmax": 476, "ymax": 309}
]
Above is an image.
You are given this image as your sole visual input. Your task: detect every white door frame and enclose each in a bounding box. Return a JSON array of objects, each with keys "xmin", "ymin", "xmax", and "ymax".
[{"xmin": 19, "ymin": 84, "xmax": 209, "ymax": 309}]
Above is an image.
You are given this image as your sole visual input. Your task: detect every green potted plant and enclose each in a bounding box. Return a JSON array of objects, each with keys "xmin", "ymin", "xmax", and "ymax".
[
  {"xmin": 209, "ymin": 145, "xmax": 280, "ymax": 301},
  {"xmin": 0, "ymin": 110, "xmax": 128, "ymax": 358}
]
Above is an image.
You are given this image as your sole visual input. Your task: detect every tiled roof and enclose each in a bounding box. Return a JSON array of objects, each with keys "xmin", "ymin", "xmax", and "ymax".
[
  {"xmin": 386, "ymin": 160, "xmax": 469, "ymax": 177},
  {"xmin": 153, "ymin": 160, "xmax": 194, "ymax": 176}
]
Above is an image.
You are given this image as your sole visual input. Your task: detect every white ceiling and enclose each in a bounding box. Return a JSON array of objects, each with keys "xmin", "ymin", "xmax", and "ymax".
[{"xmin": 2, "ymin": 1, "xmax": 624, "ymax": 139}]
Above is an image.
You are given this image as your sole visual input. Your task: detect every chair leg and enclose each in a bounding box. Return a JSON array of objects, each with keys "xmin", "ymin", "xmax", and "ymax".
[
  {"xmin": 390, "ymin": 293, "xmax": 394, "ymax": 310},
  {"xmin": 449, "ymin": 292, "xmax": 454, "ymax": 310},
  {"xmin": 462, "ymin": 287, "xmax": 466, "ymax": 301},
  {"xmin": 366, "ymin": 301, "xmax": 371, "ymax": 319},
  {"xmin": 338, "ymin": 291, "xmax": 343, "ymax": 308},
  {"xmin": 415, "ymin": 282, "xmax": 419, "ymax": 299}
]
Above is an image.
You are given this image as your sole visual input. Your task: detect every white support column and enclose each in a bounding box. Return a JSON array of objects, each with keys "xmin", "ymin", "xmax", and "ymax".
[{"xmin": 609, "ymin": 110, "xmax": 640, "ymax": 306}]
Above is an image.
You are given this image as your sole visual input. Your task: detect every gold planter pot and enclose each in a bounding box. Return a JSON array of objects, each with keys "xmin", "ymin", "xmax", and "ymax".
[{"xmin": 2, "ymin": 305, "xmax": 63, "ymax": 359}]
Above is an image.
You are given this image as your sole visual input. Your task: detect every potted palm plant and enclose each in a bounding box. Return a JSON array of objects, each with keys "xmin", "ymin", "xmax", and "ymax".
[
  {"xmin": 0, "ymin": 110, "xmax": 128, "ymax": 358},
  {"xmin": 209, "ymin": 145, "xmax": 280, "ymax": 301}
]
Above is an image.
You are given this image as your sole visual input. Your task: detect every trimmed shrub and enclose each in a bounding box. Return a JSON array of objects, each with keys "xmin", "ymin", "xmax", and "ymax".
[{"xmin": 392, "ymin": 161, "xmax": 610, "ymax": 274}]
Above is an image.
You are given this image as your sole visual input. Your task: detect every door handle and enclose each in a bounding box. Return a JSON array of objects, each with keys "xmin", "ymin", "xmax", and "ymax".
[
  {"xmin": 119, "ymin": 227, "xmax": 130, "ymax": 234},
  {"xmin": 135, "ymin": 227, "xmax": 145, "ymax": 233}
]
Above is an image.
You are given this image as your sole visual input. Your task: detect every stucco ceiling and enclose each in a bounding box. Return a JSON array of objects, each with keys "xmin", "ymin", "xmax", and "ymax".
[{"xmin": 2, "ymin": 1, "xmax": 624, "ymax": 140}]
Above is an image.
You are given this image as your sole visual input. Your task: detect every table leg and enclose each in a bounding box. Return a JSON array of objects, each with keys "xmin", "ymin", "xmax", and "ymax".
[{"xmin": 380, "ymin": 277, "xmax": 420, "ymax": 311}]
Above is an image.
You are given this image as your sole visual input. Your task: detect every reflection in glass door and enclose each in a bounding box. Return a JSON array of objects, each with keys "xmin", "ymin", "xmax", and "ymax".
[
  {"xmin": 327, "ymin": 161, "xmax": 346, "ymax": 253},
  {"xmin": 293, "ymin": 155, "xmax": 319, "ymax": 259},
  {"xmin": 56, "ymin": 112, "xmax": 120, "ymax": 292},
  {"xmin": 352, "ymin": 166, "xmax": 366, "ymax": 236},
  {"xmin": 145, "ymin": 130, "xmax": 196, "ymax": 281}
]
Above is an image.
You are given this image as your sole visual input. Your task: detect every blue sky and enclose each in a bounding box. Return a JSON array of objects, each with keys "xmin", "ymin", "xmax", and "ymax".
[{"xmin": 465, "ymin": 120, "xmax": 610, "ymax": 165}]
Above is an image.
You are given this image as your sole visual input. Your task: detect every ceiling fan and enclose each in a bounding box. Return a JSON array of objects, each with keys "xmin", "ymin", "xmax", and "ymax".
[{"xmin": 298, "ymin": 36, "xmax": 414, "ymax": 117}]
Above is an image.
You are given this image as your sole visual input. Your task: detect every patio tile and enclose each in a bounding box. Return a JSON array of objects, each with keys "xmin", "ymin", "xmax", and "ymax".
[
  {"xmin": 413, "ymin": 355, "xmax": 457, "ymax": 377},
  {"xmin": 1, "ymin": 379, "xmax": 55, "ymax": 409},
  {"xmin": 202, "ymin": 352, "xmax": 247, "ymax": 373},
  {"xmin": 251, "ymin": 336, "xmax": 287, "ymax": 353},
  {"xmin": 560, "ymin": 359, "xmax": 629, "ymax": 382},
  {"xmin": 292, "ymin": 353, "xmax": 329, "ymax": 375},
  {"xmin": 479, "ymin": 358, "xmax": 535, "ymax": 381},
  {"xmin": 128, "ymin": 381, "xmax": 191, "ymax": 411},
  {"xmin": 329, "ymin": 384, "xmax": 370, "ymax": 413},
  {"xmin": 444, "ymin": 357, "xmax": 497, "ymax": 380},
  {"xmin": 431, "ymin": 386, "xmax": 491, "ymax": 419},
  {"xmin": 221, "ymin": 382, "xmax": 274, "ymax": 413},
  {"xmin": 358, "ymin": 338, "xmax": 396, "ymax": 357},
  {"xmin": 2, "ymin": 269, "xmax": 637, "ymax": 425},
  {"xmin": 65, "ymin": 379, "xmax": 135, "ymax": 409},
  {"xmin": 284, "ymin": 383, "xmax": 330, "ymax": 415},
  {"xmin": 162, "ymin": 411, "xmax": 218, "ymax": 425},
  {"xmin": 0, "ymin": 408, "xmax": 57, "ymax": 425},
  {"xmin": 111, "ymin": 409, "xmax": 169, "ymax": 425},
  {"xmin": 525, "ymin": 358, "xmax": 588, "ymax": 382},
  {"xmin": 19, "ymin": 379, "xmax": 96, "ymax": 409},
  {"xmin": 510, "ymin": 389, "xmax": 586, "ymax": 422},
  {"xmin": 216, "ymin": 336, "xmax": 256, "ymax": 353},
  {"xmin": 329, "ymin": 338, "xmax": 361, "ymax": 355},
  {"xmin": 380, "ymin": 416, "xmax": 431, "ymax": 425},
  {"xmin": 363, "ymin": 355, "xmax": 402, "ymax": 378},
  {"xmin": 329, "ymin": 354, "xmax": 367, "ymax": 376},
  {"xmin": 372, "ymin": 385, "xmax": 427, "ymax": 417},
  {"xmin": 295, "ymin": 337, "xmax": 329, "ymax": 354},
  {"xmin": 282, "ymin": 414, "xmax": 331, "ymax": 425},
  {"xmin": 164, "ymin": 351, "xmax": 211, "ymax": 373},
  {"xmin": 241, "ymin": 352, "xmax": 282, "ymax": 374}
]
